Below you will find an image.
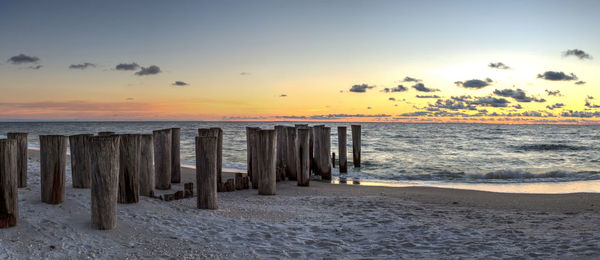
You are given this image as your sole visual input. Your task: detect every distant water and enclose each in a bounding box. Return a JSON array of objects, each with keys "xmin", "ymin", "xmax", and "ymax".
[{"xmin": 1, "ymin": 121, "xmax": 600, "ymax": 184}]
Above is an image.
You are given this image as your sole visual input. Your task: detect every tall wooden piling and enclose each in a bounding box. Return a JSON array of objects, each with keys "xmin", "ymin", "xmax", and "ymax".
[
  {"xmin": 196, "ymin": 136, "xmax": 218, "ymax": 209},
  {"xmin": 245, "ymin": 127, "xmax": 260, "ymax": 189},
  {"xmin": 332, "ymin": 152, "xmax": 336, "ymax": 168},
  {"xmin": 7, "ymin": 133, "xmax": 27, "ymax": 188},
  {"xmin": 209, "ymin": 128, "xmax": 223, "ymax": 185},
  {"xmin": 170, "ymin": 128, "xmax": 181, "ymax": 184},
  {"xmin": 0, "ymin": 139, "xmax": 18, "ymax": 228},
  {"xmin": 285, "ymin": 126, "xmax": 298, "ymax": 181},
  {"xmin": 351, "ymin": 125, "xmax": 361, "ymax": 168},
  {"xmin": 309, "ymin": 126, "xmax": 315, "ymax": 174},
  {"xmin": 337, "ymin": 126, "xmax": 348, "ymax": 173},
  {"xmin": 69, "ymin": 134, "xmax": 93, "ymax": 188},
  {"xmin": 118, "ymin": 134, "xmax": 141, "ymax": 204},
  {"xmin": 313, "ymin": 126, "xmax": 332, "ymax": 180},
  {"xmin": 139, "ymin": 134, "xmax": 154, "ymax": 197},
  {"xmin": 257, "ymin": 130, "xmax": 276, "ymax": 195},
  {"xmin": 98, "ymin": 132, "xmax": 115, "ymax": 136},
  {"xmin": 296, "ymin": 128, "xmax": 310, "ymax": 186},
  {"xmin": 90, "ymin": 135, "xmax": 120, "ymax": 230},
  {"xmin": 153, "ymin": 129, "xmax": 172, "ymax": 190},
  {"xmin": 274, "ymin": 125, "xmax": 287, "ymax": 182},
  {"xmin": 39, "ymin": 135, "xmax": 67, "ymax": 204}
]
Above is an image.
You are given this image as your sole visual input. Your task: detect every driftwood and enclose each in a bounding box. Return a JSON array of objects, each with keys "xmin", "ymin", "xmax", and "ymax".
[
  {"xmin": 118, "ymin": 134, "xmax": 141, "ymax": 204},
  {"xmin": 257, "ymin": 130, "xmax": 276, "ymax": 195},
  {"xmin": 6, "ymin": 133, "xmax": 27, "ymax": 188},
  {"xmin": 337, "ymin": 126, "xmax": 348, "ymax": 173},
  {"xmin": 351, "ymin": 125, "xmax": 361, "ymax": 168},
  {"xmin": 196, "ymin": 136, "xmax": 218, "ymax": 209},
  {"xmin": 295, "ymin": 128, "xmax": 310, "ymax": 186},
  {"xmin": 274, "ymin": 125, "xmax": 287, "ymax": 181},
  {"xmin": 69, "ymin": 134, "xmax": 93, "ymax": 188},
  {"xmin": 0, "ymin": 139, "xmax": 18, "ymax": 228},
  {"xmin": 97, "ymin": 132, "xmax": 115, "ymax": 136},
  {"xmin": 90, "ymin": 135, "xmax": 120, "ymax": 230},
  {"xmin": 139, "ymin": 134, "xmax": 154, "ymax": 197},
  {"xmin": 171, "ymin": 128, "xmax": 181, "ymax": 183},
  {"xmin": 39, "ymin": 135, "xmax": 67, "ymax": 204},
  {"xmin": 153, "ymin": 129, "xmax": 172, "ymax": 190},
  {"xmin": 285, "ymin": 127, "xmax": 298, "ymax": 181}
]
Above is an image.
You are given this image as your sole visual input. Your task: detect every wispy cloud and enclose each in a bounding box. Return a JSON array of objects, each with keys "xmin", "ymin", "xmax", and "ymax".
[
  {"xmin": 412, "ymin": 83, "xmax": 438, "ymax": 92},
  {"xmin": 416, "ymin": 95, "xmax": 441, "ymax": 99},
  {"xmin": 382, "ymin": 85, "xmax": 408, "ymax": 93},
  {"xmin": 7, "ymin": 54, "xmax": 39, "ymax": 64},
  {"xmin": 575, "ymin": 81, "xmax": 586, "ymax": 85},
  {"xmin": 402, "ymin": 76, "xmax": 422, "ymax": 82},
  {"xmin": 135, "ymin": 65, "xmax": 161, "ymax": 76},
  {"xmin": 454, "ymin": 78, "xmax": 493, "ymax": 89},
  {"xmin": 493, "ymin": 88, "xmax": 545, "ymax": 103},
  {"xmin": 349, "ymin": 84, "xmax": 375, "ymax": 93},
  {"xmin": 69, "ymin": 62, "xmax": 95, "ymax": 69},
  {"xmin": 115, "ymin": 62, "xmax": 140, "ymax": 71},
  {"xmin": 545, "ymin": 89, "xmax": 562, "ymax": 96},
  {"xmin": 563, "ymin": 49, "xmax": 592, "ymax": 60},
  {"xmin": 280, "ymin": 94, "xmax": 287, "ymax": 97},
  {"xmin": 488, "ymin": 62, "xmax": 510, "ymax": 70},
  {"xmin": 172, "ymin": 81, "xmax": 188, "ymax": 86},
  {"xmin": 537, "ymin": 71, "xmax": 577, "ymax": 81},
  {"xmin": 546, "ymin": 103, "xmax": 565, "ymax": 110}
]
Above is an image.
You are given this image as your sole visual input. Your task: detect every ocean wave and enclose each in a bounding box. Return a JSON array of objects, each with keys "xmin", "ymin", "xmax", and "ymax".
[
  {"xmin": 395, "ymin": 169, "xmax": 600, "ymax": 183},
  {"xmin": 513, "ymin": 144, "xmax": 589, "ymax": 152}
]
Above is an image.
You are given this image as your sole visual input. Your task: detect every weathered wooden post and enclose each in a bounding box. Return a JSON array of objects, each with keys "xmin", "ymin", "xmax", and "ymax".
[
  {"xmin": 118, "ymin": 134, "xmax": 141, "ymax": 204},
  {"xmin": 0, "ymin": 139, "xmax": 18, "ymax": 228},
  {"xmin": 296, "ymin": 128, "xmax": 310, "ymax": 186},
  {"xmin": 257, "ymin": 129, "xmax": 276, "ymax": 195},
  {"xmin": 313, "ymin": 126, "xmax": 332, "ymax": 180},
  {"xmin": 7, "ymin": 133, "xmax": 27, "ymax": 188},
  {"xmin": 285, "ymin": 126, "xmax": 297, "ymax": 181},
  {"xmin": 69, "ymin": 134, "xmax": 93, "ymax": 188},
  {"xmin": 39, "ymin": 135, "xmax": 67, "ymax": 204},
  {"xmin": 235, "ymin": 172, "xmax": 243, "ymax": 190},
  {"xmin": 153, "ymin": 129, "xmax": 172, "ymax": 190},
  {"xmin": 171, "ymin": 128, "xmax": 181, "ymax": 183},
  {"xmin": 274, "ymin": 125, "xmax": 287, "ymax": 182},
  {"xmin": 245, "ymin": 127, "xmax": 260, "ymax": 189},
  {"xmin": 90, "ymin": 135, "xmax": 120, "ymax": 230},
  {"xmin": 332, "ymin": 152, "xmax": 336, "ymax": 168},
  {"xmin": 351, "ymin": 125, "xmax": 361, "ymax": 168},
  {"xmin": 196, "ymin": 136, "xmax": 218, "ymax": 209},
  {"xmin": 209, "ymin": 128, "xmax": 223, "ymax": 186},
  {"xmin": 139, "ymin": 134, "xmax": 154, "ymax": 197},
  {"xmin": 338, "ymin": 126, "xmax": 348, "ymax": 173},
  {"xmin": 309, "ymin": 126, "xmax": 315, "ymax": 174},
  {"xmin": 98, "ymin": 132, "xmax": 115, "ymax": 136}
]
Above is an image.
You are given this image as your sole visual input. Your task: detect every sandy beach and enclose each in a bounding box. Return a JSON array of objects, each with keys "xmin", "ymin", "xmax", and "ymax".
[{"xmin": 1, "ymin": 149, "xmax": 599, "ymax": 259}]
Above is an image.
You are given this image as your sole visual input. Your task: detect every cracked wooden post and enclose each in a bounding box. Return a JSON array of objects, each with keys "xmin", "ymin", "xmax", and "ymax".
[
  {"xmin": 245, "ymin": 127, "xmax": 260, "ymax": 189},
  {"xmin": 69, "ymin": 134, "xmax": 93, "ymax": 188},
  {"xmin": 351, "ymin": 125, "xmax": 361, "ymax": 168},
  {"xmin": 98, "ymin": 132, "xmax": 115, "ymax": 136},
  {"xmin": 257, "ymin": 129, "xmax": 276, "ymax": 195},
  {"xmin": 313, "ymin": 126, "xmax": 332, "ymax": 180},
  {"xmin": 139, "ymin": 134, "xmax": 154, "ymax": 197},
  {"xmin": 39, "ymin": 135, "xmax": 67, "ymax": 204},
  {"xmin": 338, "ymin": 126, "xmax": 348, "ymax": 173},
  {"xmin": 170, "ymin": 128, "xmax": 181, "ymax": 184},
  {"xmin": 274, "ymin": 125, "xmax": 287, "ymax": 182},
  {"xmin": 118, "ymin": 134, "xmax": 141, "ymax": 204},
  {"xmin": 296, "ymin": 128, "xmax": 310, "ymax": 186},
  {"xmin": 7, "ymin": 133, "xmax": 27, "ymax": 188},
  {"xmin": 209, "ymin": 128, "xmax": 223, "ymax": 186},
  {"xmin": 153, "ymin": 129, "xmax": 172, "ymax": 190},
  {"xmin": 285, "ymin": 126, "xmax": 298, "ymax": 181},
  {"xmin": 90, "ymin": 135, "xmax": 120, "ymax": 230},
  {"xmin": 196, "ymin": 136, "xmax": 218, "ymax": 209},
  {"xmin": 0, "ymin": 139, "xmax": 18, "ymax": 228}
]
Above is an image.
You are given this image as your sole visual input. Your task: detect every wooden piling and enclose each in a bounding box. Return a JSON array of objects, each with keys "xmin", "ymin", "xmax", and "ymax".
[
  {"xmin": 313, "ymin": 126, "xmax": 332, "ymax": 180},
  {"xmin": 296, "ymin": 128, "xmax": 310, "ymax": 186},
  {"xmin": 118, "ymin": 134, "xmax": 141, "ymax": 204},
  {"xmin": 153, "ymin": 129, "xmax": 172, "ymax": 190},
  {"xmin": 338, "ymin": 126, "xmax": 348, "ymax": 173},
  {"xmin": 245, "ymin": 127, "xmax": 260, "ymax": 189},
  {"xmin": 39, "ymin": 135, "xmax": 67, "ymax": 204},
  {"xmin": 274, "ymin": 125, "xmax": 287, "ymax": 182},
  {"xmin": 285, "ymin": 126, "xmax": 298, "ymax": 181},
  {"xmin": 69, "ymin": 134, "xmax": 93, "ymax": 188},
  {"xmin": 309, "ymin": 126, "xmax": 315, "ymax": 174},
  {"xmin": 90, "ymin": 135, "xmax": 120, "ymax": 230},
  {"xmin": 235, "ymin": 172, "xmax": 243, "ymax": 190},
  {"xmin": 257, "ymin": 129, "xmax": 276, "ymax": 195},
  {"xmin": 98, "ymin": 132, "xmax": 115, "ymax": 136},
  {"xmin": 209, "ymin": 128, "xmax": 223, "ymax": 186},
  {"xmin": 7, "ymin": 133, "xmax": 27, "ymax": 188},
  {"xmin": 332, "ymin": 152, "xmax": 336, "ymax": 168},
  {"xmin": 196, "ymin": 136, "xmax": 218, "ymax": 209},
  {"xmin": 0, "ymin": 139, "xmax": 18, "ymax": 228},
  {"xmin": 170, "ymin": 128, "xmax": 181, "ymax": 183},
  {"xmin": 351, "ymin": 125, "xmax": 361, "ymax": 168},
  {"xmin": 139, "ymin": 134, "xmax": 154, "ymax": 197}
]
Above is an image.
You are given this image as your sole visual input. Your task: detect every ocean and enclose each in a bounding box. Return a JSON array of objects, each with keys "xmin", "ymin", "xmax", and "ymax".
[{"xmin": 1, "ymin": 121, "xmax": 600, "ymax": 185}]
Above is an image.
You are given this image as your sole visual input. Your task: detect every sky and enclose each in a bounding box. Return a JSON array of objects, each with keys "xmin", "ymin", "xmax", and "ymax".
[{"xmin": 1, "ymin": 0, "xmax": 599, "ymax": 123}]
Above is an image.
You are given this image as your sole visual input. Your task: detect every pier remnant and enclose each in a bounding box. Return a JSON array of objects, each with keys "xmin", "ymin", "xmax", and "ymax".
[
  {"xmin": 118, "ymin": 134, "xmax": 141, "ymax": 204},
  {"xmin": 196, "ymin": 136, "xmax": 218, "ymax": 209},
  {"xmin": 244, "ymin": 127, "xmax": 260, "ymax": 189},
  {"xmin": 337, "ymin": 126, "xmax": 348, "ymax": 173},
  {"xmin": 153, "ymin": 129, "xmax": 172, "ymax": 190},
  {"xmin": 351, "ymin": 125, "xmax": 361, "ymax": 168},
  {"xmin": 40, "ymin": 135, "xmax": 67, "ymax": 204},
  {"xmin": 285, "ymin": 126, "xmax": 298, "ymax": 181},
  {"xmin": 139, "ymin": 134, "xmax": 154, "ymax": 197},
  {"xmin": 7, "ymin": 132, "xmax": 28, "ymax": 188},
  {"xmin": 313, "ymin": 126, "xmax": 332, "ymax": 179},
  {"xmin": 171, "ymin": 128, "xmax": 181, "ymax": 183},
  {"xmin": 69, "ymin": 134, "xmax": 93, "ymax": 188},
  {"xmin": 296, "ymin": 128, "xmax": 310, "ymax": 186},
  {"xmin": 275, "ymin": 125, "xmax": 287, "ymax": 181},
  {"xmin": 210, "ymin": 128, "xmax": 223, "ymax": 187},
  {"xmin": 257, "ymin": 129, "xmax": 277, "ymax": 195},
  {"xmin": 90, "ymin": 135, "xmax": 120, "ymax": 230},
  {"xmin": 0, "ymin": 139, "xmax": 18, "ymax": 228}
]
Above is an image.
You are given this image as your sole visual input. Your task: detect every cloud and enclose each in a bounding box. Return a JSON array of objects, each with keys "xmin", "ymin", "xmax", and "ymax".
[
  {"xmin": 454, "ymin": 78, "xmax": 493, "ymax": 89},
  {"xmin": 7, "ymin": 54, "xmax": 39, "ymax": 64},
  {"xmin": 28, "ymin": 65, "xmax": 42, "ymax": 70},
  {"xmin": 349, "ymin": 84, "xmax": 374, "ymax": 93},
  {"xmin": 276, "ymin": 114, "xmax": 391, "ymax": 120},
  {"xmin": 388, "ymin": 97, "xmax": 396, "ymax": 101},
  {"xmin": 115, "ymin": 63, "xmax": 140, "ymax": 71},
  {"xmin": 69, "ymin": 62, "xmax": 95, "ymax": 69},
  {"xmin": 416, "ymin": 95, "xmax": 441, "ymax": 99},
  {"xmin": 172, "ymin": 81, "xmax": 188, "ymax": 86},
  {"xmin": 240, "ymin": 72, "xmax": 250, "ymax": 76},
  {"xmin": 585, "ymin": 97, "xmax": 600, "ymax": 108},
  {"xmin": 382, "ymin": 85, "xmax": 408, "ymax": 93},
  {"xmin": 575, "ymin": 81, "xmax": 586, "ymax": 85},
  {"xmin": 402, "ymin": 76, "xmax": 422, "ymax": 82},
  {"xmin": 470, "ymin": 96, "xmax": 510, "ymax": 107},
  {"xmin": 126, "ymin": 98, "xmax": 135, "ymax": 101},
  {"xmin": 561, "ymin": 111, "xmax": 600, "ymax": 118},
  {"xmin": 429, "ymin": 99, "xmax": 477, "ymax": 111},
  {"xmin": 563, "ymin": 49, "xmax": 592, "ymax": 60},
  {"xmin": 513, "ymin": 104, "xmax": 523, "ymax": 109},
  {"xmin": 135, "ymin": 65, "xmax": 161, "ymax": 76},
  {"xmin": 488, "ymin": 62, "xmax": 510, "ymax": 70},
  {"xmin": 546, "ymin": 103, "xmax": 565, "ymax": 110},
  {"xmin": 537, "ymin": 71, "xmax": 577, "ymax": 81},
  {"xmin": 280, "ymin": 94, "xmax": 287, "ymax": 97},
  {"xmin": 367, "ymin": 107, "xmax": 372, "ymax": 109},
  {"xmin": 493, "ymin": 88, "xmax": 545, "ymax": 103},
  {"xmin": 545, "ymin": 90, "xmax": 562, "ymax": 96},
  {"xmin": 412, "ymin": 83, "xmax": 438, "ymax": 92},
  {"xmin": 224, "ymin": 115, "xmax": 267, "ymax": 120}
]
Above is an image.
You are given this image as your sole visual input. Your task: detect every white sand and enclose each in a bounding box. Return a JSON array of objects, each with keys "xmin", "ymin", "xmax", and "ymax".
[{"xmin": 1, "ymin": 150, "xmax": 600, "ymax": 259}]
